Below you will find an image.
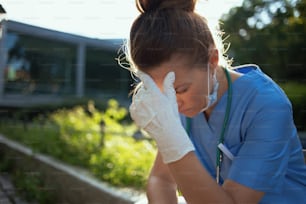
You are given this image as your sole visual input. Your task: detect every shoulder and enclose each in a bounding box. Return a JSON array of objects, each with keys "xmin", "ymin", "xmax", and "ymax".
[
  {"xmin": 232, "ymin": 64, "xmax": 260, "ymax": 74},
  {"xmin": 233, "ymin": 64, "xmax": 291, "ymax": 109}
]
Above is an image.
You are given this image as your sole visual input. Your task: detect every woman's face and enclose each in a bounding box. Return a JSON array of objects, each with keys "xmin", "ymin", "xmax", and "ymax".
[{"xmin": 145, "ymin": 55, "xmax": 212, "ymax": 117}]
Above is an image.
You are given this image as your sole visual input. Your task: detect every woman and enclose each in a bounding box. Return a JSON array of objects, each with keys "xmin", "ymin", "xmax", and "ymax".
[{"xmin": 124, "ymin": 0, "xmax": 306, "ymax": 203}]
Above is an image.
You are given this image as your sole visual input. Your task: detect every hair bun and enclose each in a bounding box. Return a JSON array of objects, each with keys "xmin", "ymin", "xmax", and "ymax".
[{"xmin": 136, "ymin": 0, "xmax": 197, "ymax": 13}]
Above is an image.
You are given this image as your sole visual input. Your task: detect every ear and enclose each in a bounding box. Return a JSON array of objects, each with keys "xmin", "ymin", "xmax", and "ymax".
[{"xmin": 209, "ymin": 48, "xmax": 219, "ymax": 68}]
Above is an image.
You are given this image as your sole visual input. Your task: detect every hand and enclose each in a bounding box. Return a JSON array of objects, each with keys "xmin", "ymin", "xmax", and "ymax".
[{"xmin": 129, "ymin": 71, "xmax": 194, "ymax": 163}]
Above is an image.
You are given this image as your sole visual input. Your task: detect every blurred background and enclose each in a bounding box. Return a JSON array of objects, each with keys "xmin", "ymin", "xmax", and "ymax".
[
  {"xmin": 0, "ymin": 0, "xmax": 305, "ymax": 203},
  {"xmin": 0, "ymin": 0, "xmax": 304, "ymax": 129},
  {"xmin": 0, "ymin": 0, "xmax": 244, "ymax": 107}
]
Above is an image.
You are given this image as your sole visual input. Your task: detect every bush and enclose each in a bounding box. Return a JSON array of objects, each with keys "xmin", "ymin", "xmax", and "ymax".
[
  {"xmin": 90, "ymin": 135, "xmax": 156, "ymax": 189},
  {"xmin": 0, "ymin": 99, "xmax": 156, "ymax": 189}
]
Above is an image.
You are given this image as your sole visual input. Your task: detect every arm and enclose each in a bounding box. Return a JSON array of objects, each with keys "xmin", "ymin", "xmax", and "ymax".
[
  {"xmin": 148, "ymin": 152, "xmax": 264, "ymax": 204},
  {"xmin": 147, "ymin": 152, "xmax": 178, "ymax": 204},
  {"xmin": 168, "ymin": 152, "xmax": 264, "ymax": 204}
]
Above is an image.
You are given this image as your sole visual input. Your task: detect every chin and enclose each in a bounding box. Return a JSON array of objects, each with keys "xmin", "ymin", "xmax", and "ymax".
[{"xmin": 180, "ymin": 109, "xmax": 198, "ymax": 118}]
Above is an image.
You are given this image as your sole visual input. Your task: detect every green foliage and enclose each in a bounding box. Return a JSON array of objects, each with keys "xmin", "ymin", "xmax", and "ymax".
[
  {"xmin": 0, "ymin": 99, "xmax": 156, "ymax": 189},
  {"xmin": 50, "ymin": 102, "xmax": 103, "ymax": 165},
  {"xmin": 0, "ymin": 122, "xmax": 64, "ymax": 157},
  {"xmin": 0, "ymin": 151, "xmax": 55, "ymax": 204},
  {"xmin": 221, "ymin": 0, "xmax": 306, "ymax": 81},
  {"xmin": 13, "ymin": 170, "xmax": 54, "ymax": 204},
  {"xmin": 90, "ymin": 135, "xmax": 156, "ymax": 188},
  {"xmin": 279, "ymin": 82, "xmax": 306, "ymax": 131}
]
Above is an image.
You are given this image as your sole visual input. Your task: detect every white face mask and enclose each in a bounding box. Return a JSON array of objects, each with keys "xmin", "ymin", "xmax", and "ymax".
[{"xmin": 201, "ymin": 65, "xmax": 219, "ymax": 112}]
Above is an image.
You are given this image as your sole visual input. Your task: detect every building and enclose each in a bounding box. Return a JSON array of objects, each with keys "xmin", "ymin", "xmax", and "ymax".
[{"xmin": 0, "ymin": 20, "xmax": 131, "ymax": 107}]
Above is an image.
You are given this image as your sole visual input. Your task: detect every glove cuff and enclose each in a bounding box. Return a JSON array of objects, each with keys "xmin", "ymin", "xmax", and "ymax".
[{"xmin": 159, "ymin": 139, "xmax": 195, "ymax": 164}]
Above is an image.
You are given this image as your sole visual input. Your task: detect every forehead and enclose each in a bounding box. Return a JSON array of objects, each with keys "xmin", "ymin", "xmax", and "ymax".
[{"xmin": 147, "ymin": 55, "xmax": 191, "ymax": 76}]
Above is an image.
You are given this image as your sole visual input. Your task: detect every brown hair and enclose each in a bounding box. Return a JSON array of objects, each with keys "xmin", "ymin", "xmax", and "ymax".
[{"xmin": 121, "ymin": 0, "xmax": 228, "ymax": 73}]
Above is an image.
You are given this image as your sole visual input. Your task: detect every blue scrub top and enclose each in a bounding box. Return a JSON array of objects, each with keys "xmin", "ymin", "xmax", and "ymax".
[{"xmin": 182, "ymin": 64, "xmax": 306, "ymax": 203}]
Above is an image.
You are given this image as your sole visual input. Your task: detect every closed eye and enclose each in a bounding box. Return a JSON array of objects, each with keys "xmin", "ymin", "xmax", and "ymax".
[{"xmin": 175, "ymin": 85, "xmax": 189, "ymax": 94}]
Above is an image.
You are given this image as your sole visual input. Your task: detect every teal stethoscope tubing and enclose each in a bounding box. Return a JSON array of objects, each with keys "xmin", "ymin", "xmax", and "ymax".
[{"xmin": 185, "ymin": 67, "xmax": 232, "ymax": 184}]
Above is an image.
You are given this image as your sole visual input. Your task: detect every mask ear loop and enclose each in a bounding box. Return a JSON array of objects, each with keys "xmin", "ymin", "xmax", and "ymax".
[
  {"xmin": 207, "ymin": 64, "xmax": 211, "ymax": 100},
  {"xmin": 207, "ymin": 66, "xmax": 218, "ymax": 101},
  {"xmin": 207, "ymin": 65, "xmax": 219, "ymax": 105},
  {"xmin": 201, "ymin": 64, "xmax": 214, "ymax": 112}
]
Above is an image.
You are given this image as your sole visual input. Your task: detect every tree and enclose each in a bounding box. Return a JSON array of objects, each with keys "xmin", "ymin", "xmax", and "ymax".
[{"xmin": 220, "ymin": 0, "xmax": 306, "ymax": 81}]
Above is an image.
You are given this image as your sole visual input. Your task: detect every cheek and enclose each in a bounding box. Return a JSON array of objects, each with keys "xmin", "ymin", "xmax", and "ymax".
[
  {"xmin": 185, "ymin": 89, "xmax": 206, "ymax": 107},
  {"xmin": 179, "ymin": 94, "xmax": 205, "ymax": 117}
]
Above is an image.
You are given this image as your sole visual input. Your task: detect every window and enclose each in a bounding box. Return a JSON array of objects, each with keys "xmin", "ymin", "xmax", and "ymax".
[
  {"xmin": 85, "ymin": 46, "xmax": 129, "ymax": 97},
  {"xmin": 4, "ymin": 31, "xmax": 77, "ymax": 95}
]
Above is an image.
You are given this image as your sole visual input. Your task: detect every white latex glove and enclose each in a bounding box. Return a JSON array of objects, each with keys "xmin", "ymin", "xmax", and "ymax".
[{"xmin": 129, "ymin": 71, "xmax": 195, "ymax": 163}]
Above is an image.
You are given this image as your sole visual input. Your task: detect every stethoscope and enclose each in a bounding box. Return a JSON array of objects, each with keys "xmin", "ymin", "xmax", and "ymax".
[{"xmin": 185, "ymin": 67, "xmax": 232, "ymax": 184}]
